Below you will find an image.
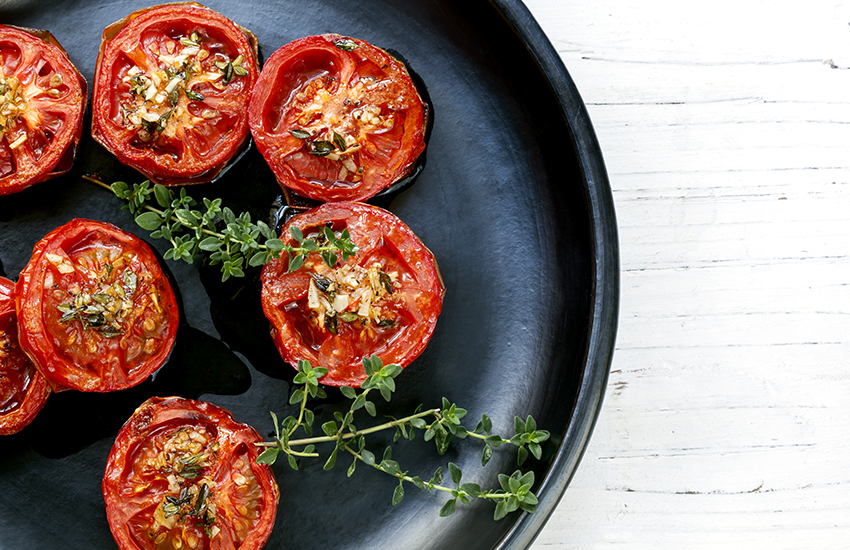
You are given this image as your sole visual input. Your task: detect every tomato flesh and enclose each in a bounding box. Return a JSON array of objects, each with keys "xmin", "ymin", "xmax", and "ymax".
[
  {"xmin": 92, "ymin": 3, "xmax": 258, "ymax": 185},
  {"xmin": 0, "ymin": 276, "xmax": 49, "ymax": 435},
  {"xmin": 104, "ymin": 397, "xmax": 279, "ymax": 550},
  {"xmin": 0, "ymin": 25, "xmax": 86, "ymax": 195},
  {"xmin": 261, "ymin": 202, "xmax": 444, "ymax": 386},
  {"xmin": 16, "ymin": 219, "xmax": 179, "ymax": 392},
  {"xmin": 249, "ymin": 34, "xmax": 427, "ymax": 202}
]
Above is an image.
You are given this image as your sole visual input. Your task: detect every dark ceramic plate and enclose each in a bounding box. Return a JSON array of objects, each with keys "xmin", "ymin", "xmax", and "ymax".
[{"xmin": 0, "ymin": 0, "xmax": 618, "ymax": 549}]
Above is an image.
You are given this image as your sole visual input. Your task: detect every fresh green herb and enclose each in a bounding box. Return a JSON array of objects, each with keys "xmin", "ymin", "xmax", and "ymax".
[
  {"xmin": 140, "ymin": 118, "xmax": 157, "ymax": 136},
  {"xmin": 57, "ymin": 279, "xmax": 135, "ymax": 338},
  {"xmin": 169, "ymin": 87, "xmax": 180, "ymax": 107},
  {"xmin": 379, "ymin": 272, "xmax": 394, "ymax": 294},
  {"xmin": 128, "ymin": 75, "xmax": 148, "ymax": 96},
  {"xmin": 180, "ymin": 32, "xmax": 201, "ymax": 47},
  {"xmin": 332, "ymin": 131, "xmax": 347, "ymax": 152},
  {"xmin": 84, "ymin": 176, "xmax": 359, "ymax": 282},
  {"xmin": 334, "ymin": 38, "xmax": 359, "ymax": 51},
  {"xmin": 255, "ymin": 356, "xmax": 549, "ymax": 521},
  {"xmin": 338, "ymin": 311, "xmax": 360, "ymax": 323},
  {"xmin": 217, "ymin": 54, "xmax": 248, "ymax": 85},
  {"xmin": 307, "ymin": 140, "xmax": 335, "ymax": 157},
  {"xmin": 185, "ymin": 88, "xmax": 205, "ymax": 101},
  {"xmin": 193, "ymin": 483, "xmax": 209, "ymax": 514},
  {"xmin": 156, "ymin": 107, "xmax": 175, "ymax": 134}
]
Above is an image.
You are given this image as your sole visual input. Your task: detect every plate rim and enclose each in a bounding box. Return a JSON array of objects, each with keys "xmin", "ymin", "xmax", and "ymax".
[{"xmin": 486, "ymin": 1, "xmax": 620, "ymax": 548}]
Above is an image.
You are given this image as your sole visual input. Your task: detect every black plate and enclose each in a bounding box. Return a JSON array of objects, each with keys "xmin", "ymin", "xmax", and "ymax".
[{"xmin": 0, "ymin": 1, "xmax": 618, "ymax": 549}]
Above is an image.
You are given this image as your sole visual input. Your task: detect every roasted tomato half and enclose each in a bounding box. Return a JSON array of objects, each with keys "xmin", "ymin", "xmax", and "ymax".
[
  {"xmin": 92, "ymin": 3, "xmax": 259, "ymax": 186},
  {"xmin": 103, "ymin": 397, "xmax": 279, "ymax": 550},
  {"xmin": 15, "ymin": 219, "xmax": 179, "ymax": 392},
  {"xmin": 0, "ymin": 24, "xmax": 86, "ymax": 196},
  {"xmin": 261, "ymin": 202, "xmax": 444, "ymax": 386},
  {"xmin": 0, "ymin": 276, "xmax": 49, "ymax": 435},
  {"xmin": 248, "ymin": 34, "xmax": 428, "ymax": 202}
]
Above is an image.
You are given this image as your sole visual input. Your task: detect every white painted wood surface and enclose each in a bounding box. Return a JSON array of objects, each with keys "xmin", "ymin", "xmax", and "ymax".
[{"xmin": 523, "ymin": 0, "xmax": 850, "ymax": 547}]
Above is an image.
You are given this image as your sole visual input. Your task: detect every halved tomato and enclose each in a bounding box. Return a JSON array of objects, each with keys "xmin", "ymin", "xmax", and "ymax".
[
  {"xmin": 103, "ymin": 396, "xmax": 279, "ymax": 550},
  {"xmin": 0, "ymin": 276, "xmax": 49, "ymax": 435},
  {"xmin": 248, "ymin": 34, "xmax": 428, "ymax": 202},
  {"xmin": 0, "ymin": 24, "xmax": 86, "ymax": 195},
  {"xmin": 91, "ymin": 3, "xmax": 259, "ymax": 186},
  {"xmin": 260, "ymin": 202, "xmax": 444, "ymax": 386},
  {"xmin": 15, "ymin": 219, "xmax": 179, "ymax": 392}
]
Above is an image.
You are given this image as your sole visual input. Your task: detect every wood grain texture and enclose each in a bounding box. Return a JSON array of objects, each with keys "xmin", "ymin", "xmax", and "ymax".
[{"xmin": 523, "ymin": 0, "xmax": 850, "ymax": 547}]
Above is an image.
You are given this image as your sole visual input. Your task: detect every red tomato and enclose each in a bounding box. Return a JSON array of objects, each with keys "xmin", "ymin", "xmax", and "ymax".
[
  {"xmin": 0, "ymin": 25, "xmax": 86, "ymax": 196},
  {"xmin": 15, "ymin": 219, "xmax": 179, "ymax": 392},
  {"xmin": 261, "ymin": 202, "xmax": 444, "ymax": 387},
  {"xmin": 0, "ymin": 276, "xmax": 49, "ymax": 435},
  {"xmin": 91, "ymin": 3, "xmax": 259, "ymax": 186},
  {"xmin": 103, "ymin": 396, "xmax": 279, "ymax": 550},
  {"xmin": 248, "ymin": 34, "xmax": 428, "ymax": 202}
]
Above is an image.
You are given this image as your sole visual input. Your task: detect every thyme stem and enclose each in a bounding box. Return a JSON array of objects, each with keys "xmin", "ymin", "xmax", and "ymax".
[{"xmin": 255, "ymin": 408, "xmax": 441, "ymax": 448}]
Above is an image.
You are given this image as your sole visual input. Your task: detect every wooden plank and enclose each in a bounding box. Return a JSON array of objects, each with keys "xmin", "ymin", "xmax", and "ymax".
[{"xmin": 523, "ymin": 0, "xmax": 850, "ymax": 547}]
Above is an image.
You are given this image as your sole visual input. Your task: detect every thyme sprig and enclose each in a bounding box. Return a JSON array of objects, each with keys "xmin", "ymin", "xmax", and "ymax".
[
  {"xmin": 256, "ymin": 356, "xmax": 549, "ymax": 520},
  {"xmin": 84, "ymin": 176, "xmax": 359, "ymax": 281}
]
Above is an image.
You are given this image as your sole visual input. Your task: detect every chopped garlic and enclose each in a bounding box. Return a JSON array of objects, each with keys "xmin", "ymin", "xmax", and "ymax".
[
  {"xmin": 144, "ymin": 84, "xmax": 157, "ymax": 101},
  {"xmin": 164, "ymin": 77, "xmax": 182, "ymax": 93},
  {"xmin": 8, "ymin": 134, "xmax": 26, "ymax": 149},
  {"xmin": 333, "ymin": 294, "xmax": 350, "ymax": 313},
  {"xmin": 307, "ymin": 278, "xmax": 320, "ymax": 309},
  {"xmin": 357, "ymin": 289, "xmax": 373, "ymax": 318}
]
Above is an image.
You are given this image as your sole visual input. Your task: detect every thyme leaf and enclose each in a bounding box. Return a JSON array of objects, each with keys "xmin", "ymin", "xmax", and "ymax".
[
  {"xmin": 185, "ymin": 88, "xmax": 204, "ymax": 101},
  {"xmin": 334, "ymin": 38, "xmax": 359, "ymax": 51},
  {"xmin": 308, "ymin": 140, "xmax": 334, "ymax": 157},
  {"xmin": 254, "ymin": 356, "xmax": 548, "ymax": 520}
]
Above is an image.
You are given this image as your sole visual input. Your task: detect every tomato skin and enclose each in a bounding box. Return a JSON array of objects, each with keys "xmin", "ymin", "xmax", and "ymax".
[
  {"xmin": 248, "ymin": 34, "xmax": 427, "ymax": 202},
  {"xmin": 261, "ymin": 202, "xmax": 444, "ymax": 387},
  {"xmin": 103, "ymin": 396, "xmax": 279, "ymax": 550},
  {"xmin": 91, "ymin": 3, "xmax": 259, "ymax": 186},
  {"xmin": 15, "ymin": 219, "xmax": 179, "ymax": 393},
  {"xmin": 0, "ymin": 276, "xmax": 49, "ymax": 435},
  {"xmin": 0, "ymin": 25, "xmax": 86, "ymax": 196}
]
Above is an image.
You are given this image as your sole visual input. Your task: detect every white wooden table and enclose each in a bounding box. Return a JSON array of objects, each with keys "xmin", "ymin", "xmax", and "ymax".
[{"xmin": 524, "ymin": 0, "xmax": 850, "ymax": 547}]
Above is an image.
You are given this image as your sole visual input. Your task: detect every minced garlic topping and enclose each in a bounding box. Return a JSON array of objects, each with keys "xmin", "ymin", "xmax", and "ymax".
[
  {"xmin": 307, "ymin": 261, "xmax": 400, "ymax": 334},
  {"xmin": 0, "ymin": 71, "xmax": 65, "ymax": 146},
  {"xmin": 149, "ymin": 427, "xmax": 220, "ymax": 542},
  {"xmin": 290, "ymin": 75, "xmax": 398, "ymax": 183},
  {"xmin": 53, "ymin": 258, "xmax": 141, "ymax": 339},
  {"xmin": 120, "ymin": 30, "xmax": 247, "ymax": 142}
]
